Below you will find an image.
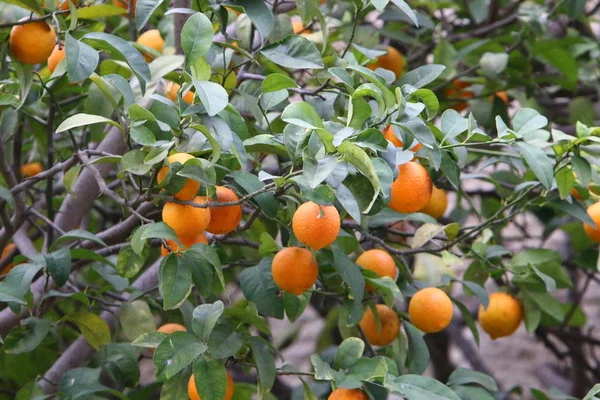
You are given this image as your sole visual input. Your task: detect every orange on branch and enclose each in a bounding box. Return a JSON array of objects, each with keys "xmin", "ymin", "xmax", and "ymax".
[
  {"xmin": 272, "ymin": 247, "xmax": 318, "ymax": 295},
  {"xmin": 0, "ymin": 243, "xmax": 17, "ymax": 275},
  {"xmin": 10, "ymin": 19, "xmax": 56, "ymax": 65},
  {"xmin": 478, "ymin": 292, "xmax": 523, "ymax": 339},
  {"xmin": 420, "ymin": 186, "xmax": 448, "ymax": 219},
  {"xmin": 188, "ymin": 372, "xmax": 234, "ymax": 400},
  {"xmin": 165, "ymin": 82, "xmax": 195, "ymax": 104},
  {"xmin": 20, "ymin": 162, "xmax": 44, "ymax": 178},
  {"xmin": 359, "ymin": 304, "xmax": 400, "ymax": 346},
  {"xmin": 408, "ymin": 287, "xmax": 453, "ymax": 333},
  {"xmin": 383, "ymin": 125, "xmax": 423, "ymax": 152},
  {"xmin": 292, "ymin": 201, "xmax": 340, "ymax": 250},
  {"xmin": 156, "ymin": 153, "xmax": 200, "ymax": 201},
  {"xmin": 356, "ymin": 249, "xmax": 397, "ymax": 292},
  {"xmin": 58, "ymin": 0, "xmax": 77, "ymax": 11},
  {"xmin": 367, "ymin": 46, "xmax": 405, "ymax": 79},
  {"xmin": 157, "ymin": 323, "xmax": 186, "ymax": 334},
  {"xmin": 444, "ymin": 80, "xmax": 475, "ymax": 112},
  {"xmin": 206, "ymin": 186, "xmax": 243, "ymax": 234},
  {"xmin": 160, "ymin": 233, "xmax": 208, "ymax": 257},
  {"xmin": 584, "ymin": 201, "xmax": 600, "ymax": 242},
  {"xmin": 113, "ymin": 0, "xmax": 137, "ymax": 14},
  {"xmin": 136, "ymin": 29, "xmax": 164, "ymax": 62},
  {"xmin": 47, "ymin": 44, "xmax": 66, "ymax": 73},
  {"xmin": 329, "ymin": 388, "xmax": 369, "ymax": 400},
  {"xmin": 162, "ymin": 196, "xmax": 211, "ymax": 240},
  {"xmin": 389, "ymin": 162, "xmax": 432, "ymax": 213}
]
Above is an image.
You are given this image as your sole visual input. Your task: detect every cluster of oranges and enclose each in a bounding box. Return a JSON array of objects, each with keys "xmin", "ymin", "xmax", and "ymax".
[{"xmin": 159, "ymin": 153, "xmax": 242, "ymax": 255}]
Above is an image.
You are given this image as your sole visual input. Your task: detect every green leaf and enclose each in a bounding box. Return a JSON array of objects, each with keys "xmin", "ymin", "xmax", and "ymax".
[
  {"xmin": 347, "ymin": 357, "xmax": 389, "ymax": 381},
  {"xmin": 4, "ymin": 317, "xmax": 51, "ymax": 354},
  {"xmin": 572, "ymin": 154, "xmax": 591, "ymax": 188},
  {"xmin": 66, "ymin": 33, "xmax": 99, "ymax": 83},
  {"xmin": 51, "ymin": 229, "xmax": 107, "ymax": 250},
  {"xmin": 119, "ymin": 300, "xmax": 157, "ymax": 341},
  {"xmin": 122, "ymin": 150, "xmax": 153, "ymax": 175},
  {"xmin": 262, "ymin": 73, "xmax": 298, "ymax": 93},
  {"xmin": 159, "ymin": 254, "xmax": 193, "ymax": 310},
  {"xmin": 56, "ymin": 113, "xmax": 121, "ymax": 133},
  {"xmin": 531, "ymin": 265, "xmax": 556, "ymax": 292},
  {"xmin": 207, "ymin": 321, "xmax": 244, "ymax": 358},
  {"xmin": 44, "ymin": 247, "xmax": 72, "ymax": 287},
  {"xmin": 192, "ymin": 80, "xmax": 229, "ymax": 116},
  {"xmin": 397, "ymin": 65, "xmax": 446, "ymax": 89},
  {"xmin": 310, "ymin": 354, "xmax": 336, "ymax": 380},
  {"xmin": 408, "ymin": 88, "xmax": 439, "ymax": 120},
  {"xmin": 230, "ymin": 170, "xmax": 279, "ymax": 218},
  {"xmin": 229, "ymin": 0, "xmax": 274, "ymax": 38},
  {"xmin": 2, "ymin": 0, "xmax": 43, "ymax": 13},
  {"xmin": 130, "ymin": 125, "xmax": 156, "ymax": 146},
  {"xmin": 583, "ymin": 384, "xmax": 600, "ymax": 400},
  {"xmin": 250, "ymin": 336, "xmax": 277, "ymax": 396},
  {"xmin": 528, "ymin": 292, "xmax": 565, "ymax": 322},
  {"xmin": 337, "ymin": 142, "xmax": 381, "ymax": 213},
  {"xmin": 532, "ymin": 40, "xmax": 578, "ymax": 90},
  {"xmin": 303, "ymin": 152, "xmax": 338, "ymax": 189},
  {"xmin": 154, "ymin": 331, "xmax": 207, "ymax": 381},
  {"xmin": 385, "ymin": 374, "xmax": 461, "ymax": 400},
  {"xmin": 447, "ymin": 368, "xmax": 498, "ymax": 391},
  {"xmin": 75, "ymin": 4, "xmax": 127, "ymax": 18},
  {"xmin": 116, "ymin": 245, "xmax": 148, "ymax": 278},
  {"xmin": 452, "ymin": 299, "xmax": 480, "ymax": 346},
  {"xmin": 390, "ymin": 0, "xmax": 418, "ymax": 26},
  {"xmin": 550, "ymin": 199, "xmax": 595, "ymax": 227},
  {"xmin": 404, "ymin": 322, "xmax": 430, "ymax": 375},
  {"xmin": 193, "ymin": 357, "xmax": 228, "ymax": 400},
  {"xmin": 160, "ymin": 373, "xmax": 190, "ymax": 400},
  {"xmin": 261, "ymin": 35, "xmax": 324, "ymax": 69},
  {"xmin": 181, "ymin": 12, "xmax": 214, "ymax": 66},
  {"xmin": 0, "ymin": 186, "xmax": 15, "ymax": 209},
  {"xmin": 239, "ymin": 258, "xmax": 284, "ymax": 319},
  {"xmin": 440, "ymin": 109, "xmax": 468, "ymax": 140},
  {"xmin": 135, "ymin": 0, "xmax": 167, "ymax": 29},
  {"xmin": 332, "ymin": 246, "xmax": 365, "ymax": 325},
  {"xmin": 515, "ymin": 142, "xmax": 553, "ymax": 189},
  {"xmin": 132, "ymin": 331, "xmax": 168, "ymax": 348},
  {"xmin": 333, "ymin": 337, "xmax": 365, "ymax": 369},
  {"xmin": 192, "ymin": 301, "xmax": 224, "ymax": 341},
  {"xmin": 63, "ymin": 311, "xmax": 111, "ymax": 350},
  {"xmin": 452, "ymin": 386, "xmax": 495, "ymax": 400},
  {"xmin": 523, "ymin": 295, "xmax": 541, "ymax": 333},
  {"xmin": 60, "ymin": 368, "xmax": 118, "ymax": 399}
]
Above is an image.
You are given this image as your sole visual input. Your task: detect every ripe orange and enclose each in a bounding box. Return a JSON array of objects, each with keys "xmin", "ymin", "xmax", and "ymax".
[
  {"xmin": 490, "ymin": 91, "xmax": 509, "ymax": 104},
  {"xmin": 329, "ymin": 388, "xmax": 369, "ymax": 400},
  {"xmin": 113, "ymin": 0, "xmax": 136, "ymax": 14},
  {"xmin": 420, "ymin": 186, "xmax": 448, "ymax": 219},
  {"xmin": 156, "ymin": 153, "xmax": 200, "ymax": 201},
  {"xmin": 0, "ymin": 243, "xmax": 17, "ymax": 275},
  {"xmin": 188, "ymin": 371, "xmax": 234, "ymax": 400},
  {"xmin": 162, "ymin": 196, "xmax": 211, "ymax": 239},
  {"xmin": 157, "ymin": 323, "xmax": 187, "ymax": 334},
  {"xmin": 165, "ymin": 82, "xmax": 195, "ymax": 104},
  {"xmin": 272, "ymin": 247, "xmax": 318, "ymax": 295},
  {"xmin": 408, "ymin": 287, "xmax": 453, "ymax": 333},
  {"xmin": 136, "ymin": 29, "xmax": 164, "ymax": 62},
  {"xmin": 478, "ymin": 292, "xmax": 523, "ymax": 339},
  {"xmin": 383, "ymin": 125, "xmax": 423, "ymax": 152},
  {"xmin": 206, "ymin": 186, "xmax": 243, "ymax": 234},
  {"xmin": 389, "ymin": 162, "xmax": 432, "ymax": 213},
  {"xmin": 20, "ymin": 162, "xmax": 44, "ymax": 178},
  {"xmin": 367, "ymin": 46, "xmax": 405, "ymax": 79},
  {"xmin": 292, "ymin": 20, "xmax": 311, "ymax": 34},
  {"xmin": 356, "ymin": 249, "xmax": 397, "ymax": 292},
  {"xmin": 10, "ymin": 19, "xmax": 56, "ymax": 65},
  {"xmin": 47, "ymin": 44, "xmax": 66, "ymax": 73},
  {"xmin": 444, "ymin": 80, "xmax": 475, "ymax": 112},
  {"xmin": 160, "ymin": 233, "xmax": 208, "ymax": 257},
  {"xmin": 359, "ymin": 304, "xmax": 400, "ymax": 346},
  {"xmin": 584, "ymin": 201, "xmax": 600, "ymax": 242},
  {"xmin": 292, "ymin": 202, "xmax": 340, "ymax": 250},
  {"xmin": 58, "ymin": 0, "xmax": 77, "ymax": 11}
]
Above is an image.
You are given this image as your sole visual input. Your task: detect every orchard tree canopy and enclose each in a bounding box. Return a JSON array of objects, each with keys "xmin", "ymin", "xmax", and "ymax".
[{"xmin": 2, "ymin": 0, "xmax": 600, "ymax": 399}]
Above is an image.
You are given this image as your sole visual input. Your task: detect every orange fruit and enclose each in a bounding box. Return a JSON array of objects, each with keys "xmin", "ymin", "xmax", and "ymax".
[
  {"xmin": 20, "ymin": 162, "xmax": 44, "ymax": 178},
  {"xmin": 292, "ymin": 201, "xmax": 340, "ymax": 250},
  {"xmin": 58, "ymin": 0, "xmax": 77, "ymax": 11},
  {"xmin": 162, "ymin": 196, "xmax": 211, "ymax": 239},
  {"xmin": 272, "ymin": 247, "xmax": 318, "ymax": 295},
  {"xmin": 136, "ymin": 29, "xmax": 164, "ymax": 62},
  {"xmin": 478, "ymin": 292, "xmax": 523, "ymax": 339},
  {"xmin": 383, "ymin": 125, "xmax": 423, "ymax": 152},
  {"xmin": 389, "ymin": 162, "xmax": 432, "ymax": 213},
  {"xmin": 489, "ymin": 91, "xmax": 509, "ymax": 104},
  {"xmin": 444, "ymin": 80, "xmax": 475, "ymax": 112},
  {"xmin": 367, "ymin": 46, "xmax": 405, "ymax": 79},
  {"xmin": 420, "ymin": 187, "xmax": 448, "ymax": 219},
  {"xmin": 160, "ymin": 233, "xmax": 208, "ymax": 257},
  {"xmin": 113, "ymin": 0, "xmax": 136, "ymax": 14},
  {"xmin": 10, "ymin": 19, "xmax": 56, "ymax": 65},
  {"xmin": 157, "ymin": 323, "xmax": 187, "ymax": 334},
  {"xmin": 584, "ymin": 201, "xmax": 600, "ymax": 242},
  {"xmin": 165, "ymin": 82, "xmax": 195, "ymax": 104},
  {"xmin": 408, "ymin": 287, "xmax": 453, "ymax": 333},
  {"xmin": 188, "ymin": 371, "xmax": 234, "ymax": 400},
  {"xmin": 206, "ymin": 186, "xmax": 243, "ymax": 234},
  {"xmin": 359, "ymin": 304, "xmax": 400, "ymax": 346},
  {"xmin": 47, "ymin": 44, "xmax": 66, "ymax": 73},
  {"xmin": 292, "ymin": 20, "xmax": 310, "ymax": 34},
  {"xmin": 156, "ymin": 153, "xmax": 200, "ymax": 201},
  {"xmin": 0, "ymin": 243, "xmax": 17, "ymax": 275},
  {"xmin": 329, "ymin": 388, "xmax": 369, "ymax": 400},
  {"xmin": 356, "ymin": 249, "xmax": 397, "ymax": 292}
]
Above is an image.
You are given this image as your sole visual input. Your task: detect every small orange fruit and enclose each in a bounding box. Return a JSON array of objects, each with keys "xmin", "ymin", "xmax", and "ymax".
[
  {"xmin": 329, "ymin": 388, "xmax": 369, "ymax": 400},
  {"xmin": 136, "ymin": 29, "xmax": 164, "ymax": 62},
  {"xmin": 389, "ymin": 162, "xmax": 432, "ymax": 213},
  {"xmin": 367, "ymin": 46, "xmax": 405, "ymax": 79},
  {"xmin": 162, "ymin": 196, "xmax": 211, "ymax": 240},
  {"xmin": 165, "ymin": 82, "xmax": 195, "ymax": 104},
  {"xmin": 383, "ymin": 125, "xmax": 423, "ymax": 152},
  {"xmin": 156, "ymin": 153, "xmax": 200, "ymax": 201},
  {"xmin": 420, "ymin": 187, "xmax": 448, "ymax": 219},
  {"xmin": 356, "ymin": 249, "xmax": 397, "ymax": 292},
  {"xmin": 10, "ymin": 19, "xmax": 56, "ymax": 65},
  {"xmin": 292, "ymin": 202, "xmax": 340, "ymax": 250},
  {"xmin": 359, "ymin": 304, "xmax": 400, "ymax": 346},
  {"xmin": 489, "ymin": 91, "xmax": 509, "ymax": 104},
  {"xmin": 444, "ymin": 80, "xmax": 475, "ymax": 112},
  {"xmin": 188, "ymin": 371, "xmax": 234, "ymax": 400},
  {"xmin": 157, "ymin": 323, "xmax": 187, "ymax": 334},
  {"xmin": 160, "ymin": 233, "xmax": 208, "ymax": 257},
  {"xmin": 408, "ymin": 287, "xmax": 453, "ymax": 333},
  {"xmin": 272, "ymin": 247, "xmax": 318, "ymax": 295},
  {"xmin": 113, "ymin": 0, "xmax": 137, "ymax": 14},
  {"xmin": 478, "ymin": 292, "xmax": 523, "ymax": 339},
  {"xmin": 292, "ymin": 20, "xmax": 310, "ymax": 34},
  {"xmin": 206, "ymin": 186, "xmax": 243, "ymax": 234},
  {"xmin": 47, "ymin": 44, "xmax": 66, "ymax": 73},
  {"xmin": 0, "ymin": 243, "xmax": 17, "ymax": 275},
  {"xmin": 20, "ymin": 162, "xmax": 44, "ymax": 178},
  {"xmin": 58, "ymin": 0, "xmax": 77, "ymax": 11},
  {"xmin": 584, "ymin": 201, "xmax": 600, "ymax": 242}
]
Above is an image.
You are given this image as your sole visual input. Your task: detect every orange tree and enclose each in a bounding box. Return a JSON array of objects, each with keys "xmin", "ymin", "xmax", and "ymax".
[{"xmin": 1, "ymin": 0, "xmax": 600, "ymax": 399}]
